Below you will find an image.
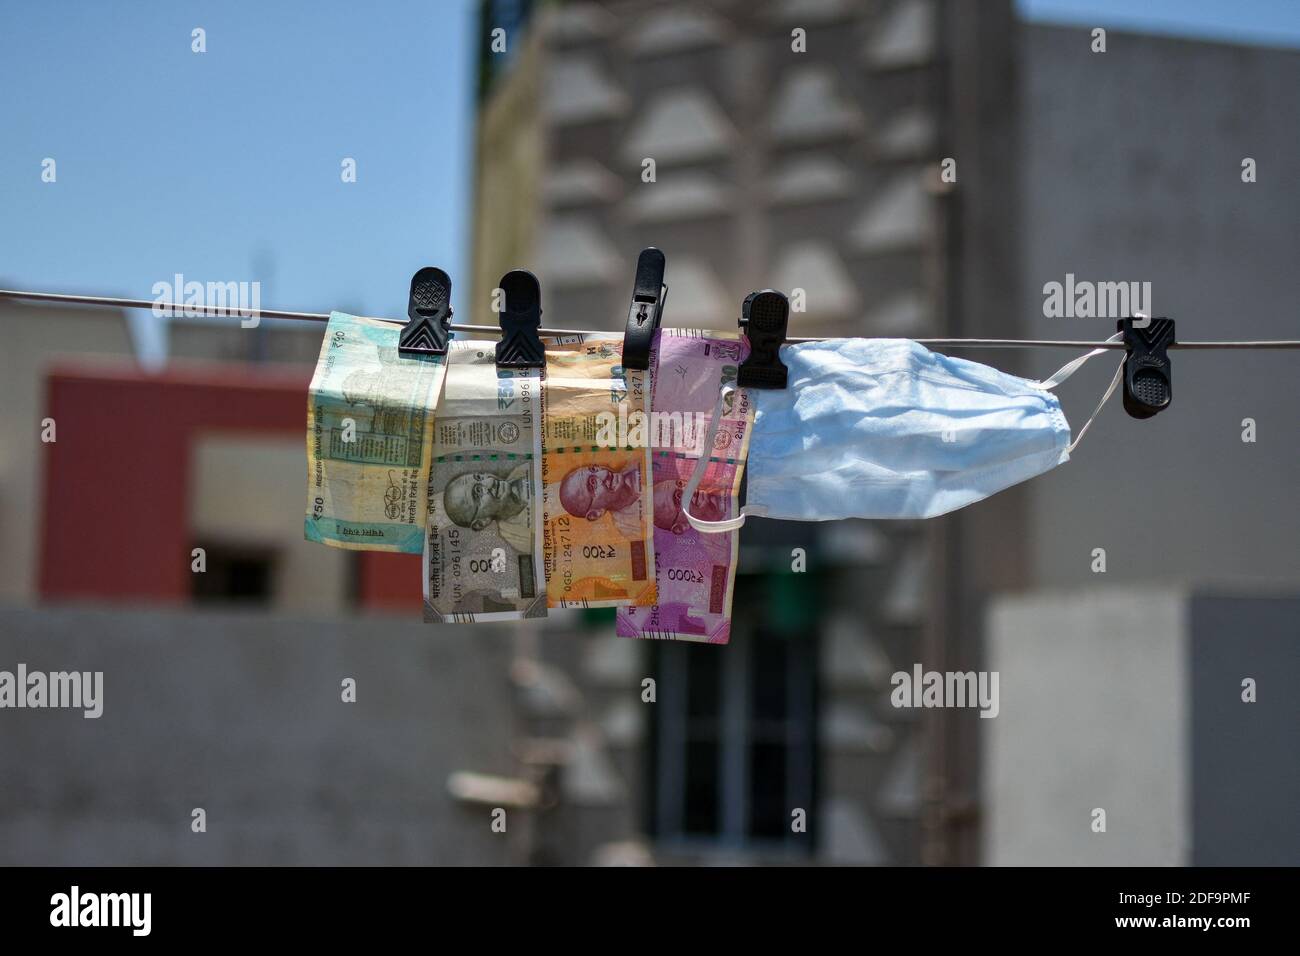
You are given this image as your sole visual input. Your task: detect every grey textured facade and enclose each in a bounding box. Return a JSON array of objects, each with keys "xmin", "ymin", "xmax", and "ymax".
[{"xmin": 470, "ymin": 0, "xmax": 1018, "ymax": 865}]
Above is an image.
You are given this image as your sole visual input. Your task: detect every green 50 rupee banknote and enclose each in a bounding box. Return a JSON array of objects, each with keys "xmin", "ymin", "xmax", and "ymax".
[{"xmin": 305, "ymin": 311, "xmax": 448, "ymax": 552}]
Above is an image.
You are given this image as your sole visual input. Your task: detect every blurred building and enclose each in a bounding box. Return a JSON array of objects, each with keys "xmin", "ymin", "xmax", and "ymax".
[
  {"xmin": 986, "ymin": 590, "xmax": 1298, "ymax": 866},
  {"xmin": 0, "ymin": 300, "xmax": 133, "ymax": 604},
  {"xmin": 470, "ymin": 0, "xmax": 1019, "ymax": 864},
  {"xmin": 0, "ymin": 297, "xmax": 348, "ymax": 611},
  {"xmin": 993, "ymin": 22, "xmax": 1300, "ymax": 865},
  {"xmin": 468, "ymin": 0, "xmax": 1298, "ymax": 866},
  {"xmin": 0, "ymin": 1, "xmax": 1295, "ymax": 866},
  {"xmin": 0, "ymin": 298, "xmax": 553, "ymax": 865}
]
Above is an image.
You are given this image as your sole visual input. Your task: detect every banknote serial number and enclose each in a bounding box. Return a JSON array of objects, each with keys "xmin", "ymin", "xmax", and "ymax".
[{"xmin": 555, "ymin": 516, "xmax": 574, "ymax": 591}]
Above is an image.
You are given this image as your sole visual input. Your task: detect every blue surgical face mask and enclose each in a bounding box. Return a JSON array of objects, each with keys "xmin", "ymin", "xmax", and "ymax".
[{"xmin": 683, "ymin": 335, "xmax": 1123, "ymax": 528}]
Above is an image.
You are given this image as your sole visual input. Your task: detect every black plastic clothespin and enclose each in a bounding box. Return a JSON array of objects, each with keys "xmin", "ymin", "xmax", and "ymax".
[
  {"xmin": 736, "ymin": 289, "xmax": 790, "ymax": 389},
  {"xmin": 398, "ymin": 267, "xmax": 453, "ymax": 356},
  {"xmin": 495, "ymin": 270, "xmax": 546, "ymax": 368},
  {"xmin": 622, "ymin": 247, "xmax": 668, "ymax": 370},
  {"xmin": 1117, "ymin": 317, "xmax": 1175, "ymax": 418}
]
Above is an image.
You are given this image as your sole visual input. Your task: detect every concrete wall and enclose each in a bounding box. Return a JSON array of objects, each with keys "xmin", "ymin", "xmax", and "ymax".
[
  {"xmin": 984, "ymin": 589, "xmax": 1299, "ymax": 866},
  {"xmin": 1188, "ymin": 595, "xmax": 1300, "ymax": 866},
  {"xmin": 1019, "ymin": 27, "xmax": 1300, "ymax": 591},
  {"xmin": 0, "ymin": 605, "xmax": 519, "ymax": 865},
  {"xmin": 984, "ymin": 589, "xmax": 1188, "ymax": 866},
  {"xmin": 0, "ymin": 300, "xmax": 134, "ymax": 603}
]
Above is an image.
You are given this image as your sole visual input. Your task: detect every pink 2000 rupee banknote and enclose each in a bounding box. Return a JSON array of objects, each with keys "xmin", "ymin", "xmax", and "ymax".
[{"xmin": 616, "ymin": 329, "xmax": 753, "ymax": 643}]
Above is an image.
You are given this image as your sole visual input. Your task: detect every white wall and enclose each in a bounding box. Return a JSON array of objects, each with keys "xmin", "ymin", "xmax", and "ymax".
[{"xmin": 983, "ymin": 588, "xmax": 1189, "ymax": 865}]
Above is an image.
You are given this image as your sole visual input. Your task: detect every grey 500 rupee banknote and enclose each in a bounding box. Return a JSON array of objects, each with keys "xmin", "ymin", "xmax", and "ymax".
[{"xmin": 424, "ymin": 341, "xmax": 547, "ymax": 622}]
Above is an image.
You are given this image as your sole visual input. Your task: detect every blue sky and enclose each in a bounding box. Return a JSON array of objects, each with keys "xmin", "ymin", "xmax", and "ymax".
[
  {"xmin": 1, "ymin": 1, "xmax": 1296, "ymax": 362},
  {"xmin": 0, "ymin": 0, "xmax": 476, "ymax": 360},
  {"xmin": 1020, "ymin": 0, "xmax": 1300, "ymax": 47}
]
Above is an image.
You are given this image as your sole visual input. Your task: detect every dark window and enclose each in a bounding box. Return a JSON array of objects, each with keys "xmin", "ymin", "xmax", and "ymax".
[
  {"xmin": 191, "ymin": 544, "xmax": 276, "ymax": 605},
  {"xmin": 647, "ymin": 572, "xmax": 819, "ymax": 855}
]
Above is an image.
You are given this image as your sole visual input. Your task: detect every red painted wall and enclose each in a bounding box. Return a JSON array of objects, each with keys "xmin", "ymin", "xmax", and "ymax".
[
  {"xmin": 357, "ymin": 551, "xmax": 423, "ymax": 609},
  {"xmin": 39, "ymin": 362, "xmax": 420, "ymax": 609}
]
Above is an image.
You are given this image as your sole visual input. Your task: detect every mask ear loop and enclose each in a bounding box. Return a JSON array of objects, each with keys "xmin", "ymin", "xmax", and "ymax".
[
  {"xmin": 682, "ymin": 382, "xmax": 755, "ymax": 534},
  {"xmin": 1033, "ymin": 330, "xmax": 1126, "ymax": 454}
]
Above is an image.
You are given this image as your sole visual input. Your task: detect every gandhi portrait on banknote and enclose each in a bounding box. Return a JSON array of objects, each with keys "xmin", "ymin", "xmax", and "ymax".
[
  {"xmin": 552, "ymin": 462, "xmax": 645, "ymax": 539},
  {"xmin": 652, "ymin": 478, "xmax": 729, "ymax": 536},
  {"xmin": 437, "ymin": 464, "xmax": 535, "ymax": 554}
]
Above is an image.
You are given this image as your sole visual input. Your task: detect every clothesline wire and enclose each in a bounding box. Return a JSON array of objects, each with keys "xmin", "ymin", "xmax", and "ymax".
[{"xmin": 2, "ymin": 288, "xmax": 1298, "ymax": 350}]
